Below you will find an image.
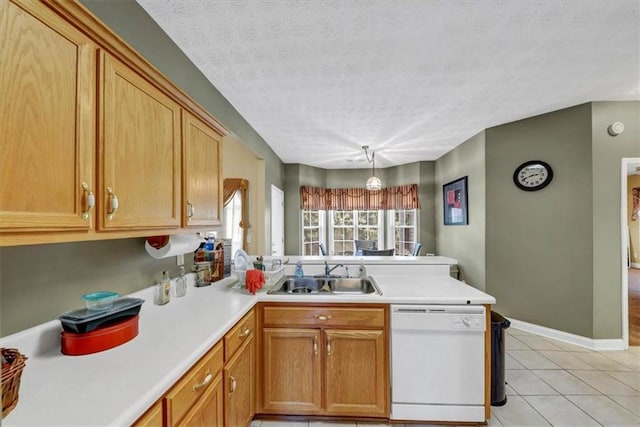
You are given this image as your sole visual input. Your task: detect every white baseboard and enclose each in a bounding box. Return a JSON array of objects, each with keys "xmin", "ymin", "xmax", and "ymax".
[
  {"xmin": 508, "ymin": 318, "xmax": 625, "ymax": 351},
  {"xmin": 631, "ymin": 262, "xmax": 640, "ymax": 269}
]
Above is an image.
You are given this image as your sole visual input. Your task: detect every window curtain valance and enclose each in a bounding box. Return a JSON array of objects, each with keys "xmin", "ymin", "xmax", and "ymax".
[
  {"xmin": 223, "ymin": 178, "xmax": 248, "ymax": 207},
  {"xmin": 300, "ymin": 184, "xmax": 419, "ymax": 211}
]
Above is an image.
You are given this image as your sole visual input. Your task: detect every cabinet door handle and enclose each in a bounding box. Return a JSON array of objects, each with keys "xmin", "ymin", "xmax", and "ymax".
[
  {"xmin": 314, "ymin": 314, "xmax": 331, "ymax": 321},
  {"xmin": 106, "ymin": 187, "xmax": 118, "ymax": 220},
  {"xmin": 81, "ymin": 182, "xmax": 95, "ymax": 220},
  {"xmin": 192, "ymin": 370, "xmax": 212, "ymax": 391},
  {"xmin": 229, "ymin": 375, "xmax": 237, "ymax": 394},
  {"xmin": 238, "ymin": 327, "xmax": 251, "ymax": 338},
  {"xmin": 327, "ymin": 337, "xmax": 331, "ymax": 356},
  {"xmin": 313, "ymin": 336, "xmax": 318, "ymax": 355},
  {"xmin": 186, "ymin": 201, "xmax": 194, "ymax": 219}
]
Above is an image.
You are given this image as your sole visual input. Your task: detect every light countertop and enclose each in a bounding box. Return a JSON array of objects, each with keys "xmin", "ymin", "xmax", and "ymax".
[{"xmin": 1, "ymin": 269, "xmax": 494, "ymax": 426}]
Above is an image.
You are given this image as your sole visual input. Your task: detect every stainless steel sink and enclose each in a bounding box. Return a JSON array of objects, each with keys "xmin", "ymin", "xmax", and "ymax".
[
  {"xmin": 329, "ymin": 277, "xmax": 380, "ymax": 294},
  {"xmin": 268, "ymin": 276, "xmax": 382, "ymax": 295}
]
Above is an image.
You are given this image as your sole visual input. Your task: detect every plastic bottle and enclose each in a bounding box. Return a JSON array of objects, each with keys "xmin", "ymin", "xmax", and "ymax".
[
  {"xmin": 156, "ymin": 270, "xmax": 171, "ymax": 305},
  {"xmin": 173, "ymin": 266, "xmax": 187, "ymax": 298},
  {"xmin": 295, "ymin": 261, "xmax": 304, "ymax": 278},
  {"xmin": 204, "ymin": 233, "xmax": 215, "ymax": 261}
]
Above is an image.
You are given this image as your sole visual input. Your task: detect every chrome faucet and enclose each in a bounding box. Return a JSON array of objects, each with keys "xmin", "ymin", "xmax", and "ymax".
[{"xmin": 324, "ymin": 261, "xmax": 344, "ymax": 277}]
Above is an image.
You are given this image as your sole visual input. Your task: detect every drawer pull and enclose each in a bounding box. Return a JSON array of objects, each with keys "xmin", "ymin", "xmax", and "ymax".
[
  {"xmin": 229, "ymin": 375, "xmax": 237, "ymax": 394},
  {"xmin": 314, "ymin": 314, "xmax": 332, "ymax": 321},
  {"xmin": 238, "ymin": 327, "xmax": 251, "ymax": 338},
  {"xmin": 192, "ymin": 370, "xmax": 212, "ymax": 391}
]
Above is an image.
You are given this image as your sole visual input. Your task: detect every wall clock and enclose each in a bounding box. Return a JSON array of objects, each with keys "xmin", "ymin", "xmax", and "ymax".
[{"xmin": 513, "ymin": 160, "xmax": 553, "ymax": 191}]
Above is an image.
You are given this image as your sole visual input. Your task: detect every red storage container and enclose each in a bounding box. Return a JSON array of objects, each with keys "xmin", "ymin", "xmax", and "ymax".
[{"xmin": 61, "ymin": 315, "xmax": 139, "ymax": 356}]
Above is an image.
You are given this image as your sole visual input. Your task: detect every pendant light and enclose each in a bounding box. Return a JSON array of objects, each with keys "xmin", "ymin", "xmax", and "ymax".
[{"xmin": 362, "ymin": 145, "xmax": 382, "ymax": 191}]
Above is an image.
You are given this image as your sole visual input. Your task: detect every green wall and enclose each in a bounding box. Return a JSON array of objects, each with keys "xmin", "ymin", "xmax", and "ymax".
[
  {"xmin": 283, "ymin": 162, "xmax": 436, "ymax": 255},
  {"xmin": 484, "ymin": 101, "xmax": 639, "ymax": 339},
  {"xmin": 1, "ymin": 239, "xmax": 178, "ymax": 335},
  {"xmin": 486, "ymin": 104, "xmax": 595, "ymax": 337},
  {"xmin": 1, "ymin": 0, "xmax": 284, "ymax": 336},
  {"xmin": 435, "ymin": 131, "xmax": 486, "ymax": 290},
  {"xmin": 591, "ymin": 101, "xmax": 640, "ymax": 338}
]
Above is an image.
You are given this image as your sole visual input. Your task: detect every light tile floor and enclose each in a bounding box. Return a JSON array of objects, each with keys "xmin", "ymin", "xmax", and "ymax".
[{"xmin": 250, "ymin": 327, "xmax": 640, "ymax": 426}]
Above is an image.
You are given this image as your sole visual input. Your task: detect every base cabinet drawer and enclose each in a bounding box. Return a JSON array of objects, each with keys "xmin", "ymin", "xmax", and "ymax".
[
  {"xmin": 178, "ymin": 371, "xmax": 224, "ymax": 427},
  {"xmin": 262, "ymin": 305, "xmax": 385, "ymax": 328},
  {"xmin": 164, "ymin": 341, "xmax": 224, "ymax": 426}
]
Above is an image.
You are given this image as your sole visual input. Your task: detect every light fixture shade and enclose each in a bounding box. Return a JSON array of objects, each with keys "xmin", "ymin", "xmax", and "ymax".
[{"xmin": 366, "ymin": 176, "xmax": 382, "ymax": 191}]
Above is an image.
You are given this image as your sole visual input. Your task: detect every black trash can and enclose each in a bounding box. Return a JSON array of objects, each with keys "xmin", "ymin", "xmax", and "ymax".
[{"xmin": 490, "ymin": 311, "xmax": 511, "ymax": 406}]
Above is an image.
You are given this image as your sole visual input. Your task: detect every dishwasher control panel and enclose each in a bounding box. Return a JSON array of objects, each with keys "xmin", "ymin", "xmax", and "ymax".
[
  {"xmin": 450, "ymin": 314, "xmax": 483, "ymax": 330},
  {"xmin": 391, "ymin": 305, "xmax": 486, "ymax": 332}
]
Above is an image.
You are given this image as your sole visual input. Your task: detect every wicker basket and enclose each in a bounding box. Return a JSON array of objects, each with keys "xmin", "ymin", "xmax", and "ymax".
[{"xmin": 1, "ymin": 348, "xmax": 27, "ymax": 418}]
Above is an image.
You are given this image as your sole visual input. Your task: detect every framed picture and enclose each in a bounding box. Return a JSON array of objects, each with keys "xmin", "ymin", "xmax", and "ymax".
[{"xmin": 443, "ymin": 176, "xmax": 468, "ymax": 225}]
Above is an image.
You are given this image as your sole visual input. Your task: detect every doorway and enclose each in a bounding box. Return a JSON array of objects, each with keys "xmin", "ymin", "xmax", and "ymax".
[
  {"xmin": 271, "ymin": 185, "xmax": 284, "ymax": 256},
  {"xmin": 622, "ymin": 158, "xmax": 640, "ymax": 347}
]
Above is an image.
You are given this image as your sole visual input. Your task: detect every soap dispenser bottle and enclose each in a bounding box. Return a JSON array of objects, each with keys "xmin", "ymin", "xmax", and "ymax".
[{"xmin": 295, "ymin": 261, "xmax": 304, "ymax": 278}]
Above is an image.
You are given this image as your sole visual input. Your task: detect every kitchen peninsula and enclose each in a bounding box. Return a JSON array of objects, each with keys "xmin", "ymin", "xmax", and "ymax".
[{"xmin": 1, "ymin": 256, "xmax": 494, "ymax": 426}]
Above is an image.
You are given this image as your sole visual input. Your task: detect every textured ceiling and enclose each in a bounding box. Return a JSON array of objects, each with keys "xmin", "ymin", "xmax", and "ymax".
[{"xmin": 137, "ymin": 0, "xmax": 640, "ymax": 169}]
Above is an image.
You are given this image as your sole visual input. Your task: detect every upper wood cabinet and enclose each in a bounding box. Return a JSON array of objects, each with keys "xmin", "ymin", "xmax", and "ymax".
[
  {"xmin": 0, "ymin": 0, "xmax": 96, "ymax": 232},
  {"xmin": 98, "ymin": 52, "xmax": 181, "ymax": 231},
  {"xmin": 0, "ymin": 0, "xmax": 228, "ymax": 246},
  {"xmin": 182, "ymin": 111, "xmax": 223, "ymax": 227}
]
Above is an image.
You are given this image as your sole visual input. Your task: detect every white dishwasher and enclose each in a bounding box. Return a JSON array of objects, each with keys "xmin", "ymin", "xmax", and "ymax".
[{"xmin": 390, "ymin": 305, "xmax": 486, "ymax": 422}]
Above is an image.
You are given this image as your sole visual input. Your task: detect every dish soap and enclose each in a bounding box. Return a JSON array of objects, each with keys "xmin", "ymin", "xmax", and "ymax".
[
  {"xmin": 156, "ymin": 270, "xmax": 171, "ymax": 305},
  {"xmin": 295, "ymin": 261, "xmax": 304, "ymax": 278}
]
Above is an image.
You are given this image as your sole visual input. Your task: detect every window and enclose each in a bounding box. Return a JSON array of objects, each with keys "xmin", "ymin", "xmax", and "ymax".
[
  {"xmin": 301, "ymin": 210, "xmax": 325, "ymax": 255},
  {"xmin": 331, "ymin": 210, "xmax": 355, "ymax": 255},
  {"xmin": 329, "ymin": 210, "xmax": 383, "ymax": 255},
  {"xmin": 389, "ymin": 209, "xmax": 418, "ymax": 256},
  {"xmin": 223, "ymin": 191, "xmax": 243, "ymax": 256}
]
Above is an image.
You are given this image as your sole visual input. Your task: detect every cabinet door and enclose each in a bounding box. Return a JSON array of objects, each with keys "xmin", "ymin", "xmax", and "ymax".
[
  {"xmin": 178, "ymin": 372, "xmax": 224, "ymax": 427},
  {"xmin": 0, "ymin": 0, "xmax": 96, "ymax": 232},
  {"xmin": 224, "ymin": 337, "xmax": 254, "ymax": 427},
  {"xmin": 262, "ymin": 328, "xmax": 322, "ymax": 414},
  {"xmin": 324, "ymin": 329, "xmax": 388, "ymax": 417},
  {"xmin": 182, "ymin": 111, "xmax": 222, "ymax": 227},
  {"xmin": 99, "ymin": 53, "xmax": 181, "ymax": 230}
]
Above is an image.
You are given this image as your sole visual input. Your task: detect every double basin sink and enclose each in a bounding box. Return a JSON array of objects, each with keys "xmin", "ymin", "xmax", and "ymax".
[{"xmin": 268, "ymin": 275, "xmax": 382, "ymax": 295}]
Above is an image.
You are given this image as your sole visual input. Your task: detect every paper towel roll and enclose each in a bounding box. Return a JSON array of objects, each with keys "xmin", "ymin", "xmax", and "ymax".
[{"xmin": 145, "ymin": 234, "xmax": 202, "ymax": 259}]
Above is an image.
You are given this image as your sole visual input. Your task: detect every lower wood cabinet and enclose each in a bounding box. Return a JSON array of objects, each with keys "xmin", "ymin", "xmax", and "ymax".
[
  {"xmin": 224, "ymin": 337, "xmax": 255, "ymax": 426},
  {"xmin": 164, "ymin": 341, "xmax": 224, "ymax": 426},
  {"xmin": 132, "ymin": 400, "xmax": 163, "ymax": 427},
  {"xmin": 324, "ymin": 329, "xmax": 386, "ymax": 416},
  {"xmin": 262, "ymin": 328, "xmax": 322, "ymax": 414},
  {"xmin": 258, "ymin": 304, "xmax": 389, "ymax": 418},
  {"xmin": 178, "ymin": 372, "xmax": 224, "ymax": 427}
]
